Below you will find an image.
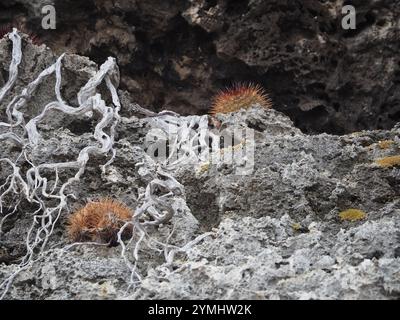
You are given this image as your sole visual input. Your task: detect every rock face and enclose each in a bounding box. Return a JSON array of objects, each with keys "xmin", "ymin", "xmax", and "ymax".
[
  {"xmin": 0, "ymin": 34, "xmax": 399, "ymax": 300},
  {"xmin": 1, "ymin": 0, "xmax": 399, "ymax": 134}
]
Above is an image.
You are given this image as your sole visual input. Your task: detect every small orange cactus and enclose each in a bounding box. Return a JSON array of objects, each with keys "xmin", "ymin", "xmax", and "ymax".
[
  {"xmin": 67, "ymin": 199, "xmax": 133, "ymax": 246},
  {"xmin": 210, "ymin": 83, "xmax": 272, "ymax": 115},
  {"xmin": 0, "ymin": 24, "xmax": 10, "ymax": 39},
  {"xmin": 0, "ymin": 23, "xmax": 41, "ymax": 45}
]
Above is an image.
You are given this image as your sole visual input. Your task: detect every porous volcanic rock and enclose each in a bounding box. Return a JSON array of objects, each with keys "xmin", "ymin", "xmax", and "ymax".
[
  {"xmin": 0, "ymin": 33, "xmax": 399, "ymax": 300},
  {"xmin": 1, "ymin": 0, "xmax": 399, "ymax": 133}
]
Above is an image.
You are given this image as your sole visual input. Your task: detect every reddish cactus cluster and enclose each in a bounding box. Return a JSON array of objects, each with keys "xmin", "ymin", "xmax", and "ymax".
[
  {"xmin": 0, "ymin": 23, "xmax": 41, "ymax": 45},
  {"xmin": 67, "ymin": 199, "xmax": 133, "ymax": 246},
  {"xmin": 0, "ymin": 24, "xmax": 11, "ymax": 39},
  {"xmin": 210, "ymin": 83, "xmax": 272, "ymax": 115}
]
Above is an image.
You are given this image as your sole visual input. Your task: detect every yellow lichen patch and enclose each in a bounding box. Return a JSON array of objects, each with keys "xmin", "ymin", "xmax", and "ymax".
[
  {"xmin": 210, "ymin": 83, "xmax": 272, "ymax": 115},
  {"xmin": 220, "ymin": 141, "xmax": 245, "ymax": 155},
  {"xmin": 377, "ymin": 140, "xmax": 394, "ymax": 150},
  {"xmin": 375, "ymin": 155, "xmax": 400, "ymax": 168},
  {"xmin": 291, "ymin": 223, "xmax": 309, "ymax": 233},
  {"xmin": 197, "ymin": 162, "xmax": 210, "ymax": 175},
  {"xmin": 350, "ymin": 132, "xmax": 363, "ymax": 137},
  {"xmin": 339, "ymin": 209, "xmax": 366, "ymax": 222},
  {"xmin": 292, "ymin": 223, "xmax": 301, "ymax": 231}
]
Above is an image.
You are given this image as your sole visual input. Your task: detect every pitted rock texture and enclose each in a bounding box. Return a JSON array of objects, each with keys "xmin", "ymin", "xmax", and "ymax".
[
  {"xmin": 1, "ymin": 0, "xmax": 399, "ymax": 134},
  {"xmin": 1, "ymin": 36, "xmax": 400, "ymax": 299},
  {"xmin": 0, "ymin": 12, "xmax": 400, "ymax": 300}
]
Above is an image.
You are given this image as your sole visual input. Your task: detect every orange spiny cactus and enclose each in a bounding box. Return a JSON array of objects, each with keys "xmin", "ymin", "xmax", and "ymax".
[
  {"xmin": 67, "ymin": 199, "xmax": 133, "ymax": 246},
  {"xmin": 0, "ymin": 23, "xmax": 41, "ymax": 45},
  {"xmin": 210, "ymin": 83, "xmax": 272, "ymax": 115},
  {"xmin": 0, "ymin": 24, "xmax": 10, "ymax": 39}
]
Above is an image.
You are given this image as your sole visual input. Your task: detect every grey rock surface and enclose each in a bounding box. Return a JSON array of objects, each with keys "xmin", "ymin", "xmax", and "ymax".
[
  {"xmin": 1, "ymin": 0, "xmax": 399, "ymax": 134},
  {"xmin": 0, "ymin": 33, "xmax": 399, "ymax": 300}
]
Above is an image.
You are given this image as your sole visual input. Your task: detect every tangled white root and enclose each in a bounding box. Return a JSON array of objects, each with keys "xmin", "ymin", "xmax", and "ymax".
[
  {"xmin": 0, "ymin": 29, "xmax": 121, "ymax": 298},
  {"xmin": 0, "ymin": 29, "xmax": 213, "ymax": 298}
]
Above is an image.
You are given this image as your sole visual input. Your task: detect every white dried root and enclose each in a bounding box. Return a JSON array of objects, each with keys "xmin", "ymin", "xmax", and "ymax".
[
  {"xmin": 0, "ymin": 29, "xmax": 121, "ymax": 299},
  {"xmin": 0, "ymin": 29, "xmax": 213, "ymax": 298},
  {"xmin": 115, "ymin": 113, "xmax": 217, "ymax": 289}
]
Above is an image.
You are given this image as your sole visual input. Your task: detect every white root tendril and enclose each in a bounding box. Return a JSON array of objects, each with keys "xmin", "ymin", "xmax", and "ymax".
[
  {"xmin": 0, "ymin": 29, "xmax": 214, "ymax": 299},
  {"xmin": 114, "ymin": 113, "xmax": 217, "ymax": 289},
  {"xmin": 0, "ymin": 29, "xmax": 121, "ymax": 299}
]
